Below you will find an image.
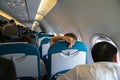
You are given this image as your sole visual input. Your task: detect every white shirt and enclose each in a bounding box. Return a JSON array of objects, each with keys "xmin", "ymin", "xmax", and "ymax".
[{"xmin": 57, "ymin": 62, "xmax": 120, "ymax": 80}]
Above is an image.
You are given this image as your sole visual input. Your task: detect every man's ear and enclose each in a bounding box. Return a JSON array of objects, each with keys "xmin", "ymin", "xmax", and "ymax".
[{"xmin": 113, "ymin": 55, "xmax": 117, "ymax": 63}]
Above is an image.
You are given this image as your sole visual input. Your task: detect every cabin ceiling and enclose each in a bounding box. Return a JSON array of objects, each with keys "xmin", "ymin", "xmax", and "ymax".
[{"xmin": 0, "ymin": 0, "xmax": 41, "ymax": 26}]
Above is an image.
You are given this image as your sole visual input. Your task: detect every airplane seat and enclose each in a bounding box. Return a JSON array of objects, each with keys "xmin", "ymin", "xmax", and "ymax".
[
  {"xmin": 38, "ymin": 37, "xmax": 48, "ymax": 47},
  {"xmin": 0, "ymin": 42, "xmax": 41, "ymax": 80},
  {"xmin": 39, "ymin": 37, "xmax": 51, "ymax": 72},
  {"xmin": 39, "ymin": 37, "xmax": 51, "ymax": 58},
  {"xmin": 33, "ymin": 31, "xmax": 38, "ymax": 35},
  {"xmin": 37, "ymin": 33, "xmax": 50, "ymax": 39},
  {"xmin": 36, "ymin": 33, "xmax": 50, "ymax": 47},
  {"xmin": 47, "ymin": 41, "xmax": 88, "ymax": 79}
]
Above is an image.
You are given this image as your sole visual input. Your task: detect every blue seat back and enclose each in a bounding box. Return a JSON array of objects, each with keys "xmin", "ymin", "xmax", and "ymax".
[
  {"xmin": 47, "ymin": 41, "xmax": 88, "ymax": 78},
  {"xmin": 37, "ymin": 33, "xmax": 50, "ymax": 38},
  {"xmin": 37, "ymin": 33, "xmax": 50, "ymax": 48},
  {"xmin": 39, "ymin": 37, "xmax": 51, "ymax": 58},
  {"xmin": 0, "ymin": 42, "xmax": 41, "ymax": 79}
]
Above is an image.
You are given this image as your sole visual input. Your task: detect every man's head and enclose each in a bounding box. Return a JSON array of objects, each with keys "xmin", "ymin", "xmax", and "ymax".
[
  {"xmin": 9, "ymin": 19, "xmax": 15, "ymax": 24},
  {"xmin": 91, "ymin": 42, "xmax": 117, "ymax": 62},
  {"xmin": 64, "ymin": 33, "xmax": 77, "ymax": 40}
]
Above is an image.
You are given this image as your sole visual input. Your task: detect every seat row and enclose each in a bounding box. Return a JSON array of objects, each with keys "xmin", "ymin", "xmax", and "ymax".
[
  {"xmin": 38, "ymin": 34, "xmax": 88, "ymax": 80},
  {"xmin": 0, "ymin": 33, "xmax": 88, "ymax": 80}
]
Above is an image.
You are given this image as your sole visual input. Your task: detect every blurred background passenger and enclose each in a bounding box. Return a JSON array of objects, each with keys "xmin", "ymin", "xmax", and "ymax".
[
  {"xmin": 0, "ymin": 57, "xmax": 16, "ymax": 80},
  {"xmin": 18, "ymin": 35, "xmax": 34, "ymax": 45},
  {"xmin": 9, "ymin": 19, "xmax": 16, "ymax": 26},
  {"xmin": 0, "ymin": 20, "xmax": 3, "ymax": 34},
  {"xmin": 2, "ymin": 23, "xmax": 18, "ymax": 38}
]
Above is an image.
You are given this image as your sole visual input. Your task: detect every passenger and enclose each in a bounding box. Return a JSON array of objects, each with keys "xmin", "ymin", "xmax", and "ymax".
[
  {"xmin": 0, "ymin": 20, "xmax": 5, "ymax": 43},
  {"xmin": 57, "ymin": 42, "xmax": 120, "ymax": 80},
  {"xmin": 3, "ymin": 21, "xmax": 8, "ymax": 26},
  {"xmin": 17, "ymin": 25, "xmax": 25, "ymax": 36},
  {"xmin": 40, "ymin": 59, "xmax": 47, "ymax": 79},
  {"xmin": 23, "ymin": 27, "xmax": 31, "ymax": 35},
  {"xmin": 50, "ymin": 33, "xmax": 77, "ymax": 48},
  {"xmin": 2, "ymin": 23, "xmax": 18, "ymax": 38},
  {"xmin": 0, "ymin": 35, "xmax": 5, "ymax": 43},
  {"xmin": 9, "ymin": 19, "xmax": 16, "ymax": 26},
  {"xmin": 0, "ymin": 57, "xmax": 16, "ymax": 80},
  {"xmin": 0, "ymin": 20, "xmax": 3, "ymax": 33},
  {"xmin": 18, "ymin": 35, "xmax": 34, "ymax": 45}
]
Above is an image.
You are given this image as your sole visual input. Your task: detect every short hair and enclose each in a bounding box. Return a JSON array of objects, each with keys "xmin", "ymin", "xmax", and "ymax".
[
  {"xmin": 64, "ymin": 33, "xmax": 77, "ymax": 40},
  {"xmin": 0, "ymin": 20, "xmax": 3, "ymax": 26},
  {"xmin": 9, "ymin": 19, "xmax": 15, "ymax": 23},
  {"xmin": 91, "ymin": 42, "xmax": 117, "ymax": 62},
  {"xmin": 3, "ymin": 21, "xmax": 8, "ymax": 25},
  {"xmin": 0, "ymin": 57, "xmax": 16, "ymax": 80},
  {"xmin": 18, "ymin": 35, "xmax": 34, "ymax": 45}
]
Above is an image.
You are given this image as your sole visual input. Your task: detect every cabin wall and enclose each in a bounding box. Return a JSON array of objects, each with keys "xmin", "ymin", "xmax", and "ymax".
[{"xmin": 44, "ymin": 3, "xmax": 83, "ymax": 40}]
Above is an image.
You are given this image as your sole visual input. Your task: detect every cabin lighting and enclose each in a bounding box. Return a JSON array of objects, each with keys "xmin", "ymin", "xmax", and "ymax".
[
  {"xmin": 35, "ymin": 0, "xmax": 57, "ymax": 20},
  {"xmin": 32, "ymin": 0, "xmax": 57, "ymax": 30},
  {"xmin": 0, "ymin": 10, "xmax": 25, "ymax": 27},
  {"xmin": 35, "ymin": 13, "xmax": 43, "ymax": 21}
]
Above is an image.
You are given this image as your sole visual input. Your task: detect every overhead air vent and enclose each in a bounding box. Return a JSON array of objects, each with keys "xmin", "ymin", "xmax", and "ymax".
[{"xmin": 7, "ymin": 0, "xmax": 25, "ymax": 6}]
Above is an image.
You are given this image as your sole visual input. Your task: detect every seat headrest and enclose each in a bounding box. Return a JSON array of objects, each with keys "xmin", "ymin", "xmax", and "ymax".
[
  {"xmin": 37, "ymin": 33, "xmax": 50, "ymax": 38},
  {"xmin": 48, "ymin": 41, "xmax": 88, "ymax": 54},
  {"xmin": 41, "ymin": 37, "xmax": 51, "ymax": 45},
  {"xmin": 0, "ymin": 43, "xmax": 40, "ymax": 56}
]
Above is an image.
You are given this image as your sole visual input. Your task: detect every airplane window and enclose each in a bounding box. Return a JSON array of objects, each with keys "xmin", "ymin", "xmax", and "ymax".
[{"xmin": 90, "ymin": 33, "xmax": 120, "ymax": 65}]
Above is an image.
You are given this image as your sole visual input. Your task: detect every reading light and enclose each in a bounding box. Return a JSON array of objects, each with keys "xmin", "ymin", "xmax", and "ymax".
[{"xmin": 32, "ymin": 0, "xmax": 57, "ymax": 30}]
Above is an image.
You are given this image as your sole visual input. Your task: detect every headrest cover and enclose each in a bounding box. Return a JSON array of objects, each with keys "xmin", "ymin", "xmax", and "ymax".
[{"xmin": 48, "ymin": 41, "xmax": 88, "ymax": 54}]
